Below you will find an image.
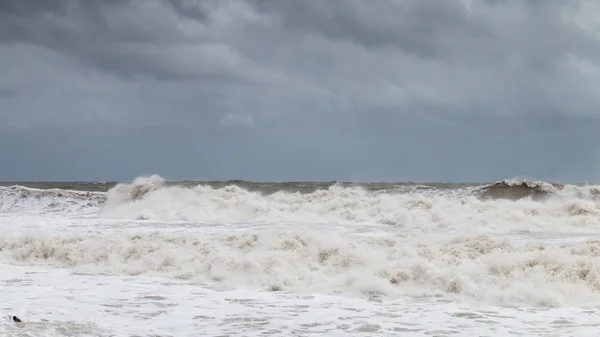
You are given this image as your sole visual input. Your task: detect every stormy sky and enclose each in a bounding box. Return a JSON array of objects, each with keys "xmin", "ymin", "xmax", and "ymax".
[{"xmin": 1, "ymin": 0, "xmax": 600, "ymax": 182}]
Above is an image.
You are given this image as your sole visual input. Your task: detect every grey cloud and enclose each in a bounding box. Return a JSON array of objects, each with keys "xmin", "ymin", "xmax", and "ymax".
[
  {"xmin": 221, "ymin": 113, "xmax": 255, "ymax": 127},
  {"xmin": 2, "ymin": 0, "xmax": 599, "ymax": 124},
  {"xmin": 250, "ymin": 0, "xmax": 486, "ymax": 58},
  {"xmin": 3, "ymin": 0, "xmax": 599, "ymax": 105},
  {"xmin": 2, "ymin": 0, "xmax": 600, "ymax": 181},
  {"xmin": 0, "ymin": 88, "xmax": 14, "ymax": 98},
  {"xmin": 165, "ymin": 0, "xmax": 209, "ymax": 21},
  {"xmin": 0, "ymin": 0, "xmax": 201, "ymax": 81}
]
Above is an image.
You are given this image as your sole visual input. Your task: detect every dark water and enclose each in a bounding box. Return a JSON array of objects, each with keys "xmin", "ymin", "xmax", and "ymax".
[
  {"xmin": 0, "ymin": 180, "xmax": 476, "ymax": 193},
  {"xmin": 0, "ymin": 180, "xmax": 569, "ymax": 200}
]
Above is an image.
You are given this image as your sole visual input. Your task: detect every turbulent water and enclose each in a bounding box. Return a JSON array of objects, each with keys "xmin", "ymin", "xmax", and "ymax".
[{"xmin": 2, "ymin": 175, "xmax": 600, "ymax": 336}]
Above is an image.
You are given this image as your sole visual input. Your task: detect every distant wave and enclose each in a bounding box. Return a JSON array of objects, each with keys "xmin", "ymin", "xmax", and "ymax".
[
  {"xmin": 478, "ymin": 179, "xmax": 560, "ymax": 200},
  {"xmin": 0, "ymin": 185, "xmax": 104, "ymax": 214},
  {"xmin": 2, "ymin": 175, "xmax": 600, "ymax": 232},
  {"xmin": 2, "ymin": 230, "xmax": 600, "ymax": 307}
]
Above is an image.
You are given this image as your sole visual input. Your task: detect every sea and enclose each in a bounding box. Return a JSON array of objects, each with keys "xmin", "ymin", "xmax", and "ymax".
[{"xmin": 1, "ymin": 174, "xmax": 600, "ymax": 336}]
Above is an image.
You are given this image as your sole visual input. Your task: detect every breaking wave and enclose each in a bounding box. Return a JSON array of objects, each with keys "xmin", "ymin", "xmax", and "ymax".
[
  {"xmin": 2, "ymin": 229, "xmax": 600, "ymax": 307},
  {"xmin": 2, "ymin": 175, "xmax": 600, "ymax": 233},
  {"xmin": 3, "ymin": 175, "xmax": 600, "ymax": 307},
  {"xmin": 0, "ymin": 185, "xmax": 104, "ymax": 215},
  {"xmin": 95, "ymin": 176, "xmax": 600, "ymax": 233},
  {"xmin": 479, "ymin": 179, "xmax": 558, "ymax": 200}
]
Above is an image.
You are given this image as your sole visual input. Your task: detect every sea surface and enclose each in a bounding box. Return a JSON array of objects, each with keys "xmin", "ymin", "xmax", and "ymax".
[{"xmin": 1, "ymin": 175, "xmax": 600, "ymax": 336}]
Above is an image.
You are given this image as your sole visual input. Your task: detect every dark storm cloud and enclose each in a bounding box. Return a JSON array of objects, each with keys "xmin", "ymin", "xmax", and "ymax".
[
  {"xmin": 1, "ymin": 0, "xmax": 600, "ymax": 181},
  {"xmin": 3, "ymin": 0, "xmax": 599, "ymax": 108},
  {"xmin": 0, "ymin": 0, "xmax": 197, "ymax": 80},
  {"xmin": 165, "ymin": 0, "xmax": 209, "ymax": 21},
  {"xmin": 249, "ymin": 0, "xmax": 487, "ymax": 58}
]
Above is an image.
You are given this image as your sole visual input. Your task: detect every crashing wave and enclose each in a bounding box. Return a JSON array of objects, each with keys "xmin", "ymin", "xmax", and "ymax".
[
  {"xmin": 478, "ymin": 179, "xmax": 562, "ymax": 200},
  {"xmin": 0, "ymin": 185, "xmax": 105, "ymax": 214},
  {"xmin": 3, "ymin": 175, "xmax": 600, "ymax": 232}
]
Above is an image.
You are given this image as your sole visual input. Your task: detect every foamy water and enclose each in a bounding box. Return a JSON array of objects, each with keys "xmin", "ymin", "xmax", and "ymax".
[{"xmin": 2, "ymin": 175, "xmax": 600, "ymax": 336}]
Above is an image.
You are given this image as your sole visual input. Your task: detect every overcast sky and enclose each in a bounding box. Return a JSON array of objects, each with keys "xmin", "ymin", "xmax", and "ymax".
[{"xmin": 1, "ymin": 0, "xmax": 600, "ymax": 182}]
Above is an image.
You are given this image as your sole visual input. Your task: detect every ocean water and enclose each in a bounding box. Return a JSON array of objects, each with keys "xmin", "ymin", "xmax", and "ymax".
[{"xmin": 2, "ymin": 175, "xmax": 600, "ymax": 336}]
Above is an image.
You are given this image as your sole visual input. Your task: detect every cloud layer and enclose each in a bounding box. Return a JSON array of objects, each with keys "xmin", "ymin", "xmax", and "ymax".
[{"xmin": 1, "ymin": 0, "xmax": 600, "ymax": 181}]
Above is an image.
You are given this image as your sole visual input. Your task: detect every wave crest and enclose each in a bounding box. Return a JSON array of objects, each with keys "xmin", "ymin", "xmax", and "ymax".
[
  {"xmin": 104, "ymin": 175, "xmax": 165, "ymax": 206},
  {"xmin": 478, "ymin": 179, "xmax": 559, "ymax": 200},
  {"xmin": 90, "ymin": 176, "xmax": 600, "ymax": 233},
  {"xmin": 3, "ymin": 175, "xmax": 600, "ymax": 234}
]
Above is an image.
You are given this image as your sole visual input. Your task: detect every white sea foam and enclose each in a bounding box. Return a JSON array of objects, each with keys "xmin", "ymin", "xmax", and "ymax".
[
  {"xmin": 3, "ymin": 175, "xmax": 600, "ymax": 335},
  {"xmin": 94, "ymin": 175, "xmax": 600, "ymax": 234},
  {"xmin": 2, "ymin": 264, "xmax": 600, "ymax": 337},
  {"xmin": 0, "ymin": 185, "xmax": 103, "ymax": 215},
  {"xmin": 2, "ymin": 229, "xmax": 600, "ymax": 307},
  {"xmin": 2, "ymin": 175, "xmax": 600, "ymax": 234}
]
